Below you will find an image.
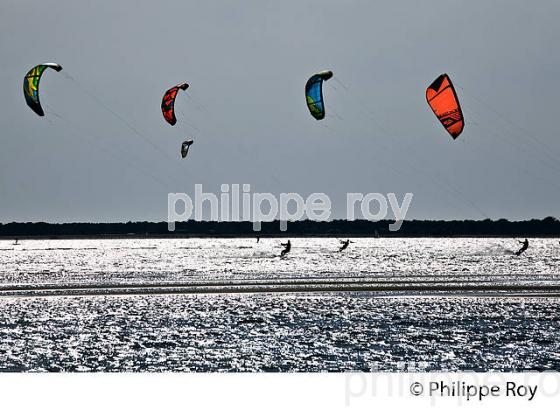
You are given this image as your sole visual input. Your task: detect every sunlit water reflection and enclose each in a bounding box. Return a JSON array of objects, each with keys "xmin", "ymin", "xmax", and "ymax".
[{"xmin": 0, "ymin": 238, "xmax": 559, "ymax": 371}]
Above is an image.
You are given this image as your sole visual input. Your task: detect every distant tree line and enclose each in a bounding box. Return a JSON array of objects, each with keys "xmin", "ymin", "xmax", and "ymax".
[{"xmin": 0, "ymin": 217, "xmax": 559, "ymax": 238}]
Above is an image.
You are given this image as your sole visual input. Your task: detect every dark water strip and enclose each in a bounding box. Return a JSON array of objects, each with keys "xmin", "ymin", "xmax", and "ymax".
[
  {"xmin": 2, "ymin": 282, "xmax": 560, "ymax": 298},
  {"xmin": 2, "ymin": 274, "xmax": 560, "ymax": 291}
]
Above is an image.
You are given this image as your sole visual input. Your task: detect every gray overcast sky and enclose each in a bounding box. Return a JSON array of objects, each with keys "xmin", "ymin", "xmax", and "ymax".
[{"xmin": 1, "ymin": 0, "xmax": 559, "ymax": 222}]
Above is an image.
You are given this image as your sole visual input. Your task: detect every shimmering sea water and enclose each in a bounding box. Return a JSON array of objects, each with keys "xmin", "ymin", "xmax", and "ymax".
[{"xmin": 0, "ymin": 238, "xmax": 559, "ymax": 371}]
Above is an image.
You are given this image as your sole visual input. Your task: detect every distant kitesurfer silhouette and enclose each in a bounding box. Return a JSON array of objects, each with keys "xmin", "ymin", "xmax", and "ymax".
[
  {"xmin": 280, "ymin": 240, "xmax": 291, "ymax": 258},
  {"xmin": 338, "ymin": 239, "xmax": 353, "ymax": 252},
  {"xmin": 515, "ymin": 238, "xmax": 529, "ymax": 256}
]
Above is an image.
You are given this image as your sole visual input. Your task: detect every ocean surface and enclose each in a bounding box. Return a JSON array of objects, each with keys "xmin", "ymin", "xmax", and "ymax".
[{"xmin": 0, "ymin": 238, "xmax": 559, "ymax": 371}]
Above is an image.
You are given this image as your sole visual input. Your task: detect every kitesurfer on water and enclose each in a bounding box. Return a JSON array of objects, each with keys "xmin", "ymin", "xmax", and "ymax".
[
  {"xmin": 339, "ymin": 239, "xmax": 352, "ymax": 252},
  {"xmin": 280, "ymin": 240, "xmax": 291, "ymax": 258},
  {"xmin": 515, "ymin": 238, "xmax": 529, "ymax": 256}
]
